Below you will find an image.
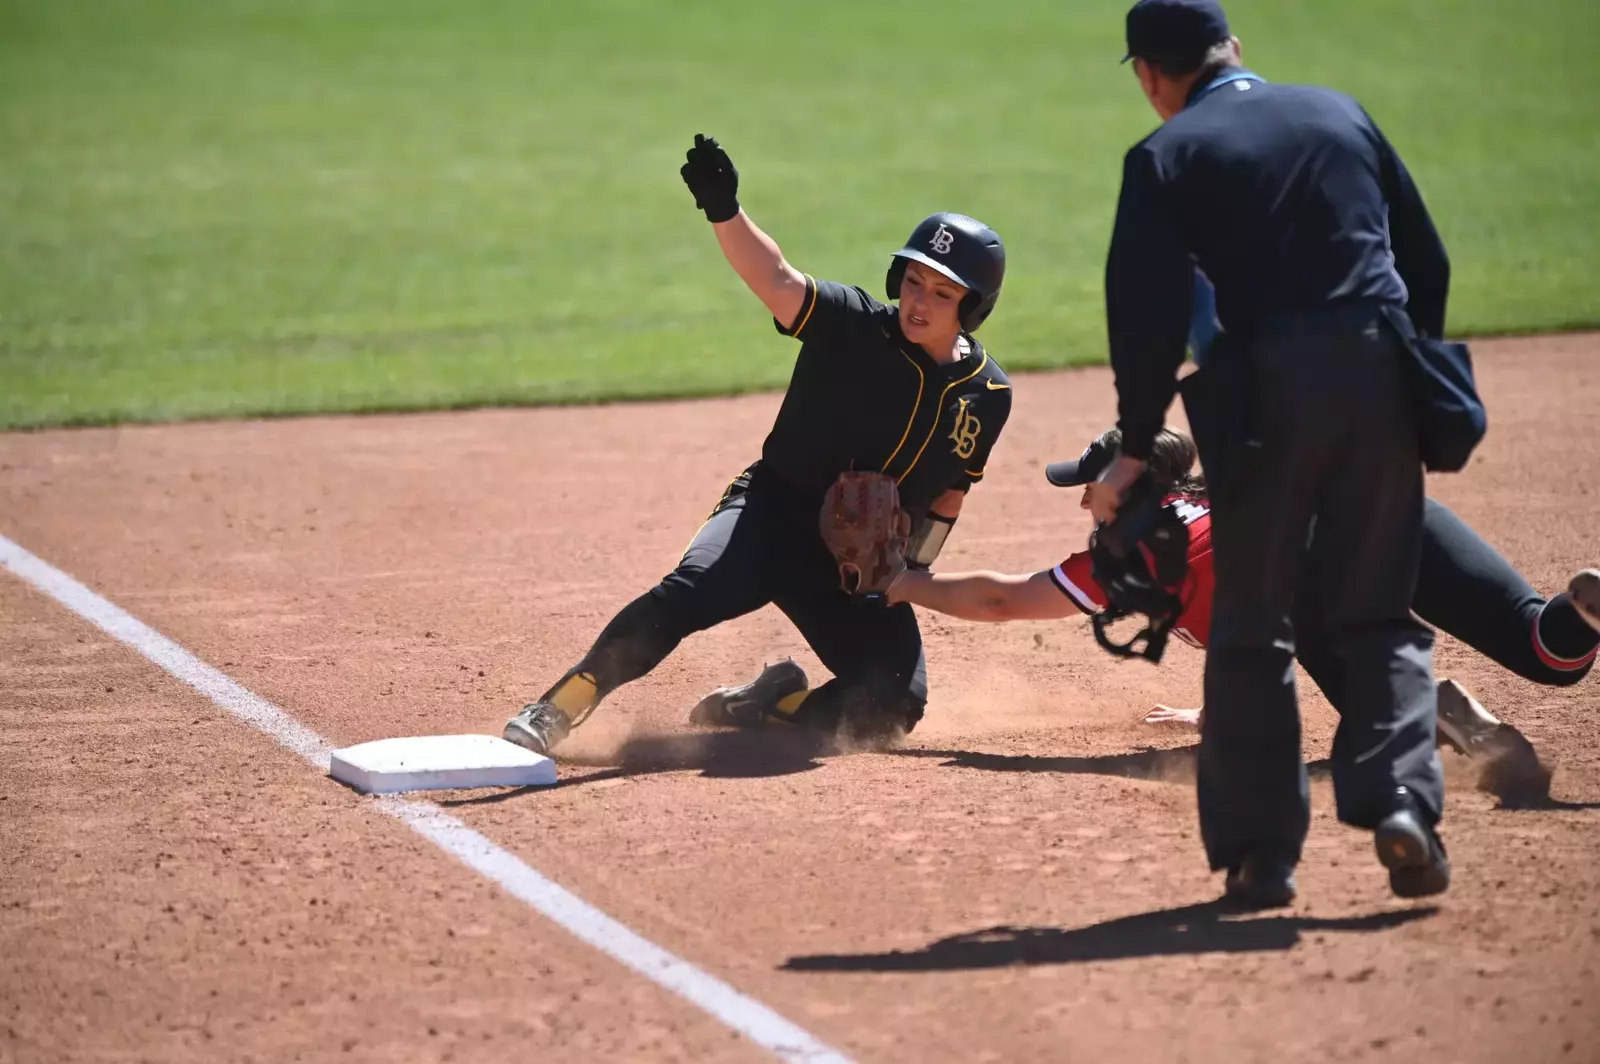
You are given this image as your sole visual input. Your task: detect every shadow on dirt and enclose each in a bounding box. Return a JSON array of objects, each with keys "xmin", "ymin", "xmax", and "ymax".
[
  {"xmin": 783, "ymin": 901, "xmax": 1439, "ymax": 971},
  {"xmin": 439, "ymin": 729, "xmax": 836, "ymax": 805},
  {"xmin": 562, "ymin": 728, "xmax": 837, "ymax": 779},
  {"xmin": 1492, "ymin": 794, "xmax": 1600, "ymax": 812},
  {"xmin": 440, "ymin": 737, "xmax": 1595, "ymax": 810},
  {"xmin": 888, "ymin": 745, "xmax": 1340, "ymax": 786},
  {"xmin": 898, "ymin": 745, "xmax": 1600, "ymax": 810},
  {"xmin": 888, "ymin": 745, "xmax": 1202, "ymax": 784},
  {"xmin": 1460, "ymin": 744, "xmax": 1600, "ymax": 809}
]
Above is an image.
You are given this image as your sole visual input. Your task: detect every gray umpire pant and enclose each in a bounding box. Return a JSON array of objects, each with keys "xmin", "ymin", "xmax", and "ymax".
[{"xmin": 1199, "ymin": 305, "xmax": 1442, "ymax": 872}]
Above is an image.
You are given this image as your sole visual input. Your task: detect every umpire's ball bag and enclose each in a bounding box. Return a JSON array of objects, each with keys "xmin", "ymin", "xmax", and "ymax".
[{"xmin": 1377, "ymin": 304, "xmax": 1487, "ymax": 474}]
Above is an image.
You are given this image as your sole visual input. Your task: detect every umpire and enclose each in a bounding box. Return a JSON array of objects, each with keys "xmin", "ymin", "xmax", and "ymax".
[{"xmin": 1088, "ymin": 0, "xmax": 1453, "ymax": 906}]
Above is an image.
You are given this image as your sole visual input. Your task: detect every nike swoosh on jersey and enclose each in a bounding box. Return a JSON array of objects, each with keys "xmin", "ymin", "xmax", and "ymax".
[{"xmin": 985, "ymin": 380, "xmax": 1010, "ymax": 391}]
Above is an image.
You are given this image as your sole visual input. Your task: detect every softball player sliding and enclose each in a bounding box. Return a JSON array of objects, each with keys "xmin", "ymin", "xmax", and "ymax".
[
  {"xmin": 501, "ymin": 134, "xmax": 1013, "ymax": 756},
  {"xmin": 887, "ymin": 425, "xmax": 1599, "ymax": 764}
]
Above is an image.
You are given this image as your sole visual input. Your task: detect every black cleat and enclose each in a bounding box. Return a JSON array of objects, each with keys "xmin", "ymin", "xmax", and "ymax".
[
  {"xmin": 502, "ymin": 701, "xmax": 572, "ymax": 756},
  {"xmin": 1375, "ymin": 802, "xmax": 1451, "ymax": 899},
  {"xmin": 689, "ymin": 659, "xmax": 809, "ymax": 727},
  {"xmin": 1222, "ymin": 853, "xmax": 1298, "ymax": 910}
]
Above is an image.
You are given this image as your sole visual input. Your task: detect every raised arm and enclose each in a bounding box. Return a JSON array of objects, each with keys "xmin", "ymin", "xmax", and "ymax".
[
  {"xmin": 712, "ymin": 213, "xmax": 808, "ymax": 329},
  {"xmin": 680, "ymin": 134, "xmax": 808, "ymax": 329}
]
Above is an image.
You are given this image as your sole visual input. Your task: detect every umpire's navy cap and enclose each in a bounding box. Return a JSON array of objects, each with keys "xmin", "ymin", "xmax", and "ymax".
[{"xmin": 1122, "ymin": 0, "xmax": 1230, "ymax": 63}]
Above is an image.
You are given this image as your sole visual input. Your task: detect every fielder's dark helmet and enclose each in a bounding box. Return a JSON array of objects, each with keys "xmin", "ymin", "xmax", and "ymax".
[{"xmin": 885, "ymin": 212, "xmax": 1006, "ymax": 332}]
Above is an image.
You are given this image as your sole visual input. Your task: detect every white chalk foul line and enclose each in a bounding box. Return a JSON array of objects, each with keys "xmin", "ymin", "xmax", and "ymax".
[{"xmin": 0, "ymin": 534, "xmax": 852, "ymax": 1064}]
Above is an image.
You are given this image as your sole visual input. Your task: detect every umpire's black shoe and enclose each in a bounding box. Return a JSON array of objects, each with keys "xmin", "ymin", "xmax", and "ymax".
[
  {"xmin": 1223, "ymin": 853, "xmax": 1298, "ymax": 910},
  {"xmin": 503, "ymin": 701, "xmax": 571, "ymax": 757},
  {"xmin": 689, "ymin": 659, "xmax": 809, "ymax": 727},
  {"xmin": 1375, "ymin": 798, "xmax": 1451, "ymax": 899}
]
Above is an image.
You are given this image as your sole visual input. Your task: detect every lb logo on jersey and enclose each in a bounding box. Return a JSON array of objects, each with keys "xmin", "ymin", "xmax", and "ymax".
[
  {"xmin": 948, "ymin": 397, "xmax": 981, "ymax": 458},
  {"xmin": 929, "ymin": 224, "xmax": 955, "ymax": 255}
]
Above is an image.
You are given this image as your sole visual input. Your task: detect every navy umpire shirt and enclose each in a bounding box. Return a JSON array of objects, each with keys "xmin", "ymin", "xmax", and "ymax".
[{"xmin": 1105, "ymin": 70, "xmax": 1451, "ymax": 459}]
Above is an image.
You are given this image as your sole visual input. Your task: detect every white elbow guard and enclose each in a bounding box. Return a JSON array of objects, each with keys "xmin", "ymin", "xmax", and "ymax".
[{"xmin": 907, "ymin": 512, "xmax": 956, "ymax": 570}]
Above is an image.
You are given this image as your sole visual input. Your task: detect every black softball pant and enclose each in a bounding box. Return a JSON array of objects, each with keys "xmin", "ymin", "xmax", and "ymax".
[
  {"xmin": 556, "ymin": 463, "xmax": 928, "ymax": 733},
  {"xmin": 1299, "ymin": 499, "xmax": 1597, "ymax": 711},
  {"xmin": 1413, "ymin": 499, "xmax": 1596, "ymax": 684}
]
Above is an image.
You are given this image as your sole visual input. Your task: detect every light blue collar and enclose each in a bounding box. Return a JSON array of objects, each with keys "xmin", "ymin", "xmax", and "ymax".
[{"xmin": 1186, "ymin": 69, "xmax": 1264, "ymax": 108}]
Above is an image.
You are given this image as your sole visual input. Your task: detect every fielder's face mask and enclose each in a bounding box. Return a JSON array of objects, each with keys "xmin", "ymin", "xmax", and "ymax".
[
  {"xmin": 1045, "ymin": 441, "xmax": 1192, "ymax": 663},
  {"xmin": 1087, "ymin": 474, "xmax": 1191, "ymax": 664}
]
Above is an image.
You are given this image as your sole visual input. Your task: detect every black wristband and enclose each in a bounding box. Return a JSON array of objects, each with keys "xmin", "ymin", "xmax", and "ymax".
[{"xmin": 702, "ymin": 197, "xmax": 739, "ymax": 224}]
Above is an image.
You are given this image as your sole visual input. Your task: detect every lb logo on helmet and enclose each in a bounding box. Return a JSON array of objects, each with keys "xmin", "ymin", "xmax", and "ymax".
[{"xmin": 929, "ymin": 224, "xmax": 955, "ymax": 255}]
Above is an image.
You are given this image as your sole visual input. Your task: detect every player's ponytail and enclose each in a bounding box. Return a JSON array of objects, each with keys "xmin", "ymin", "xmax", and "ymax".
[
  {"xmin": 1153, "ymin": 428, "xmax": 1207, "ymax": 499},
  {"xmin": 1097, "ymin": 426, "xmax": 1208, "ymax": 499}
]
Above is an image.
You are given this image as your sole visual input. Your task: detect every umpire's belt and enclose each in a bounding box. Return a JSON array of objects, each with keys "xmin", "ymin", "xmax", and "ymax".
[{"xmin": 1248, "ymin": 299, "xmax": 1398, "ymax": 343}]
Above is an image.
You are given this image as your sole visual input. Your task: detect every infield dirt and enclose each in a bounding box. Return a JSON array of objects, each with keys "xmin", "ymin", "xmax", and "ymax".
[{"xmin": 3, "ymin": 334, "xmax": 1597, "ymax": 1062}]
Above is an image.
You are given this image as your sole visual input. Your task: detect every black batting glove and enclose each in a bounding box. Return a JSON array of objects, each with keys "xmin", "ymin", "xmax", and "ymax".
[{"xmin": 679, "ymin": 133, "xmax": 740, "ymax": 224}]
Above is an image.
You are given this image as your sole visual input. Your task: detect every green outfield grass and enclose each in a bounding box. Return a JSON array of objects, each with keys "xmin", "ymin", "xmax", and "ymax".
[{"xmin": 2, "ymin": 0, "xmax": 1596, "ymax": 429}]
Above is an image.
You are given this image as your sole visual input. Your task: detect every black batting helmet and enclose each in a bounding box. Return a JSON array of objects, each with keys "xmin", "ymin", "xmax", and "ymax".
[{"xmin": 885, "ymin": 213, "xmax": 1006, "ymax": 332}]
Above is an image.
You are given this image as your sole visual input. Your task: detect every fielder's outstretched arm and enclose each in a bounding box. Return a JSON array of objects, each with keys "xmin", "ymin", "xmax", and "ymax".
[{"xmin": 890, "ymin": 569, "xmax": 1074, "ymax": 622}]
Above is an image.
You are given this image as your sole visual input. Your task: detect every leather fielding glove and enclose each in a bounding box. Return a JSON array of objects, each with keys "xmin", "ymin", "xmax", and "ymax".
[{"xmin": 819, "ymin": 471, "xmax": 911, "ymax": 602}]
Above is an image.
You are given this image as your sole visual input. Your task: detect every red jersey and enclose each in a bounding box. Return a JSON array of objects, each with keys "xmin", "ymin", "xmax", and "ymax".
[{"xmin": 1049, "ymin": 496, "xmax": 1215, "ymax": 649}]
